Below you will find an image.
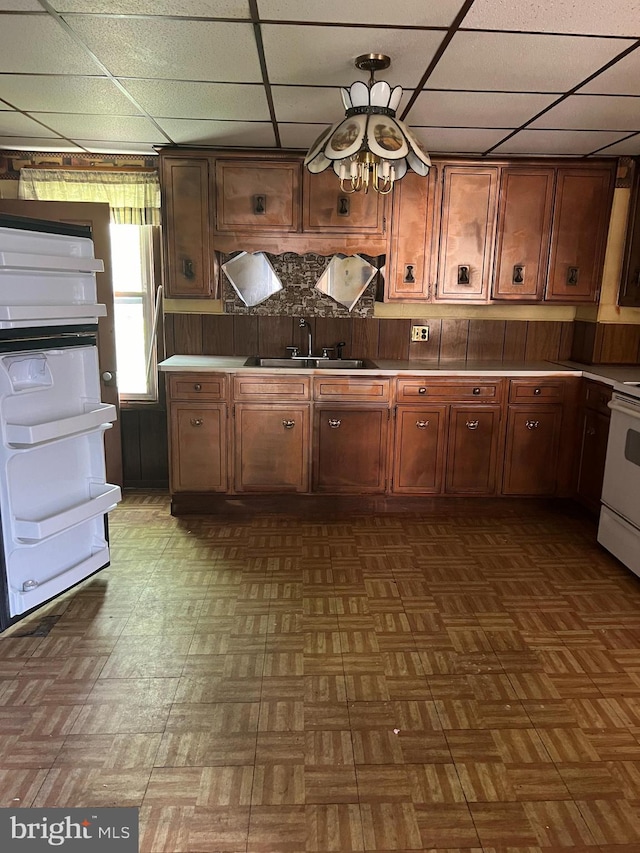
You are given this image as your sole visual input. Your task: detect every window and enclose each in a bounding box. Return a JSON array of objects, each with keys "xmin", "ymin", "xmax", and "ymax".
[{"xmin": 110, "ymin": 224, "xmax": 158, "ymax": 401}]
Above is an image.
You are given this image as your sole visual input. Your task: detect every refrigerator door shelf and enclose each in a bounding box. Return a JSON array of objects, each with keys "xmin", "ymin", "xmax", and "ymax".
[
  {"xmin": 0, "ymin": 305, "xmax": 107, "ymax": 327},
  {"xmin": 0, "ymin": 250, "xmax": 104, "ymax": 274},
  {"xmin": 0, "ymin": 268, "xmax": 100, "ymax": 310},
  {"xmin": 6, "ymin": 403, "xmax": 117, "ymax": 447},
  {"xmin": 13, "ymin": 482, "xmax": 121, "ymax": 542},
  {"xmin": 0, "ymin": 225, "xmax": 96, "ymax": 260}
]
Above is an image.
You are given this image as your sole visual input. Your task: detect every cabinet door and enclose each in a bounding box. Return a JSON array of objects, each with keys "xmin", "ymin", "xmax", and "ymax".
[
  {"xmin": 234, "ymin": 403, "xmax": 309, "ymax": 492},
  {"xmin": 161, "ymin": 157, "xmax": 213, "ymax": 297},
  {"xmin": 392, "ymin": 405, "xmax": 447, "ymax": 493},
  {"xmin": 619, "ymin": 162, "xmax": 640, "ymax": 307},
  {"xmin": 386, "ymin": 170, "xmax": 437, "ymax": 301},
  {"xmin": 169, "ymin": 403, "xmax": 227, "ymax": 492},
  {"xmin": 436, "ymin": 166, "xmax": 499, "ymax": 301},
  {"xmin": 502, "ymin": 405, "xmax": 562, "ymax": 495},
  {"xmin": 215, "ymin": 160, "xmax": 300, "ymax": 232},
  {"xmin": 314, "ymin": 406, "xmax": 388, "ymax": 493},
  {"xmin": 446, "ymin": 405, "xmax": 501, "ymax": 494},
  {"xmin": 576, "ymin": 408, "xmax": 611, "ymax": 512},
  {"xmin": 493, "ymin": 167, "xmax": 554, "ymax": 300},
  {"xmin": 546, "ymin": 167, "xmax": 614, "ymax": 302},
  {"xmin": 303, "ymin": 169, "xmax": 386, "ymax": 235}
]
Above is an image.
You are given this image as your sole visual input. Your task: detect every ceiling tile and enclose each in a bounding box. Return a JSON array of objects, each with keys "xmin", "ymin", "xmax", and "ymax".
[
  {"xmin": 278, "ymin": 123, "xmax": 330, "ymax": 149},
  {"xmin": 413, "ymin": 127, "xmax": 511, "ymax": 153},
  {"xmin": 122, "ymin": 79, "xmax": 270, "ymax": 120},
  {"xmin": 33, "ymin": 113, "xmax": 168, "ymax": 144},
  {"xmin": 407, "ymin": 90, "xmax": 557, "ymax": 128},
  {"xmin": 272, "ymin": 86, "xmax": 354, "ymax": 123},
  {"xmin": 155, "ymin": 118, "xmax": 276, "ymax": 147},
  {"xmin": 51, "ymin": 1, "xmax": 251, "ymax": 15},
  {"xmin": 66, "ymin": 17, "xmax": 262, "ymax": 82},
  {"xmin": 591, "ymin": 134, "xmax": 640, "ymax": 155},
  {"xmin": 531, "ymin": 94, "xmax": 640, "ymax": 131},
  {"xmin": 257, "ymin": 0, "xmax": 463, "ymax": 26},
  {"xmin": 261, "ymin": 24, "xmax": 444, "ymax": 88},
  {"xmin": 427, "ymin": 31, "xmax": 635, "ymax": 93},
  {"xmin": 580, "ymin": 48, "xmax": 640, "ymax": 95},
  {"xmin": 463, "ymin": 0, "xmax": 640, "ymax": 38},
  {"xmin": 0, "ymin": 111, "xmax": 63, "ymax": 137},
  {"xmin": 492, "ymin": 128, "xmax": 629, "ymax": 155},
  {"xmin": 0, "ymin": 75, "xmax": 139, "ymax": 115},
  {"xmin": 0, "ymin": 136, "xmax": 83, "ymax": 151},
  {"xmin": 0, "ymin": 15, "xmax": 103, "ymax": 74},
  {"xmin": 76, "ymin": 140, "xmax": 160, "ymax": 154},
  {"xmin": 0, "ymin": 1, "xmax": 42, "ymax": 9}
]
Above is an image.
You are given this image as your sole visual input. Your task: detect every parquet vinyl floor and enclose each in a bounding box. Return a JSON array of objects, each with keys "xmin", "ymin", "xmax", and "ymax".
[{"xmin": 1, "ymin": 491, "xmax": 640, "ymax": 852}]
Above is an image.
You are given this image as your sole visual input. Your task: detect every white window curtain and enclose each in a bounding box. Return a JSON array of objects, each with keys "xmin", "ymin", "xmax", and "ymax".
[{"xmin": 18, "ymin": 168, "xmax": 161, "ymax": 225}]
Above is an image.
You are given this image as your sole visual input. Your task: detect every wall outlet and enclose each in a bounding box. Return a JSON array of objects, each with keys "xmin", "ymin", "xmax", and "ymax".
[{"xmin": 411, "ymin": 325, "xmax": 429, "ymax": 342}]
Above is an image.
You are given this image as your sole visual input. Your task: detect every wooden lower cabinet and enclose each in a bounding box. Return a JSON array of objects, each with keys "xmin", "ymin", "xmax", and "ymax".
[
  {"xmin": 446, "ymin": 405, "xmax": 501, "ymax": 494},
  {"xmin": 392, "ymin": 405, "xmax": 447, "ymax": 493},
  {"xmin": 502, "ymin": 405, "xmax": 562, "ymax": 495},
  {"xmin": 169, "ymin": 402, "xmax": 227, "ymax": 492},
  {"xmin": 234, "ymin": 403, "xmax": 310, "ymax": 492},
  {"xmin": 575, "ymin": 379, "xmax": 612, "ymax": 513},
  {"xmin": 313, "ymin": 405, "xmax": 389, "ymax": 493}
]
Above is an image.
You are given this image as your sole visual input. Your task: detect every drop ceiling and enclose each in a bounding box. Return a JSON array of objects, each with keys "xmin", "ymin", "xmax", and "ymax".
[{"xmin": 1, "ymin": 0, "xmax": 639, "ymax": 158}]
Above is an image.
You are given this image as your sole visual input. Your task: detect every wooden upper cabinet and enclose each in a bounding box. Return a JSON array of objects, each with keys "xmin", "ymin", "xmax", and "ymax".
[
  {"xmin": 161, "ymin": 157, "xmax": 213, "ymax": 297},
  {"xmin": 436, "ymin": 166, "xmax": 499, "ymax": 301},
  {"xmin": 386, "ymin": 169, "xmax": 438, "ymax": 301},
  {"xmin": 303, "ymin": 169, "xmax": 386, "ymax": 235},
  {"xmin": 545, "ymin": 166, "xmax": 614, "ymax": 302},
  {"xmin": 619, "ymin": 158, "xmax": 640, "ymax": 307},
  {"xmin": 492, "ymin": 167, "xmax": 554, "ymax": 301},
  {"xmin": 215, "ymin": 159, "xmax": 301, "ymax": 233}
]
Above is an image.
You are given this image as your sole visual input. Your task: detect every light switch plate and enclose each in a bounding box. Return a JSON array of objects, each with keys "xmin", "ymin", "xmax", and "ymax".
[{"xmin": 411, "ymin": 325, "xmax": 429, "ymax": 342}]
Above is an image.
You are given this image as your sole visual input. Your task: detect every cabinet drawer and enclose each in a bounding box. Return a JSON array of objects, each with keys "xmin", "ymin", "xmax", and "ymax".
[
  {"xmin": 168, "ymin": 373, "xmax": 227, "ymax": 401},
  {"xmin": 582, "ymin": 379, "xmax": 612, "ymax": 415},
  {"xmin": 508, "ymin": 378, "xmax": 565, "ymax": 403},
  {"xmin": 233, "ymin": 374, "xmax": 311, "ymax": 400},
  {"xmin": 313, "ymin": 377, "xmax": 391, "ymax": 402},
  {"xmin": 396, "ymin": 378, "xmax": 502, "ymax": 403}
]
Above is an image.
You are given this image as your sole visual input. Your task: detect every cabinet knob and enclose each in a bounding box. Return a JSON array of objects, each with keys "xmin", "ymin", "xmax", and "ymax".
[
  {"xmin": 525, "ymin": 419, "xmax": 540, "ymax": 430},
  {"xmin": 193, "ymin": 383, "xmax": 202, "ymax": 391},
  {"xmin": 472, "ymin": 387, "xmax": 481, "ymax": 395},
  {"xmin": 416, "ymin": 420, "xmax": 429, "ymax": 429},
  {"xmin": 418, "ymin": 387, "xmax": 427, "ymax": 395},
  {"xmin": 190, "ymin": 418, "xmax": 203, "ymax": 427},
  {"xmin": 533, "ymin": 387, "xmax": 541, "ymax": 395},
  {"xmin": 328, "ymin": 418, "xmax": 341, "ymax": 429},
  {"xmin": 282, "ymin": 419, "xmax": 295, "ymax": 429},
  {"xmin": 466, "ymin": 420, "xmax": 479, "ymax": 430}
]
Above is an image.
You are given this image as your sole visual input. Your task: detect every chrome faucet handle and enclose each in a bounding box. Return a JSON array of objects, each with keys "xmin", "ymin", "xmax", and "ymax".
[
  {"xmin": 321, "ymin": 347, "xmax": 334, "ymax": 359},
  {"xmin": 285, "ymin": 346, "xmax": 299, "ymax": 358}
]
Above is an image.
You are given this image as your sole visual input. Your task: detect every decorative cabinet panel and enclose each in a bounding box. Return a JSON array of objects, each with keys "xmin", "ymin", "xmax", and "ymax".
[
  {"xmin": 385, "ymin": 169, "xmax": 438, "ymax": 301},
  {"xmin": 392, "ymin": 405, "xmax": 447, "ymax": 493},
  {"xmin": 575, "ymin": 379, "xmax": 612, "ymax": 514},
  {"xmin": 502, "ymin": 405, "xmax": 562, "ymax": 495},
  {"xmin": 161, "ymin": 157, "xmax": 214, "ymax": 297},
  {"xmin": 446, "ymin": 405, "xmax": 501, "ymax": 494},
  {"xmin": 215, "ymin": 159, "xmax": 301, "ymax": 233},
  {"xmin": 619, "ymin": 158, "xmax": 640, "ymax": 307},
  {"xmin": 436, "ymin": 165, "xmax": 499, "ymax": 301},
  {"xmin": 313, "ymin": 405, "xmax": 389, "ymax": 493},
  {"xmin": 492, "ymin": 167, "xmax": 554, "ymax": 300},
  {"xmin": 234, "ymin": 403, "xmax": 310, "ymax": 492},
  {"xmin": 546, "ymin": 167, "xmax": 614, "ymax": 302},
  {"xmin": 169, "ymin": 403, "xmax": 227, "ymax": 492},
  {"xmin": 303, "ymin": 169, "xmax": 386, "ymax": 236}
]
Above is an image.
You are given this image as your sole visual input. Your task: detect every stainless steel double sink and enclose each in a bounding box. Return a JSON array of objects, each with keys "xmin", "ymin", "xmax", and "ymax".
[{"xmin": 243, "ymin": 356, "xmax": 378, "ymax": 370}]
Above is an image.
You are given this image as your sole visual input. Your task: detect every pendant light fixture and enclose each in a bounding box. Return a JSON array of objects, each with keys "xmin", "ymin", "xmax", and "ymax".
[{"xmin": 304, "ymin": 53, "xmax": 431, "ymax": 195}]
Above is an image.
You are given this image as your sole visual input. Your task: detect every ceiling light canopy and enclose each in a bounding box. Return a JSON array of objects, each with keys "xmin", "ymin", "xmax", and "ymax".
[{"xmin": 304, "ymin": 53, "xmax": 431, "ymax": 195}]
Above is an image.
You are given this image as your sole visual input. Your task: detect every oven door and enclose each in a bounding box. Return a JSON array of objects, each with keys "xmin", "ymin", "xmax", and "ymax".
[{"xmin": 600, "ymin": 393, "xmax": 640, "ymax": 527}]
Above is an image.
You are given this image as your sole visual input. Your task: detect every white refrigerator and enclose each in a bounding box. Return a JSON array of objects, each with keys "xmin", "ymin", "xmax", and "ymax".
[{"xmin": 0, "ymin": 212, "xmax": 121, "ymax": 632}]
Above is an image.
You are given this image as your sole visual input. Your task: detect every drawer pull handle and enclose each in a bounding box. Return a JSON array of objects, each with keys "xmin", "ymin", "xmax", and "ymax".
[
  {"xmin": 282, "ymin": 419, "xmax": 295, "ymax": 429},
  {"xmin": 533, "ymin": 387, "xmax": 541, "ymax": 395},
  {"xmin": 466, "ymin": 420, "xmax": 479, "ymax": 430},
  {"xmin": 586, "ymin": 426, "xmax": 596, "ymax": 436},
  {"xmin": 190, "ymin": 418, "xmax": 203, "ymax": 427},
  {"xmin": 472, "ymin": 387, "xmax": 481, "ymax": 395},
  {"xmin": 193, "ymin": 383, "xmax": 202, "ymax": 391},
  {"xmin": 418, "ymin": 387, "xmax": 427, "ymax": 395},
  {"xmin": 328, "ymin": 418, "xmax": 341, "ymax": 429},
  {"xmin": 525, "ymin": 419, "xmax": 540, "ymax": 430},
  {"xmin": 253, "ymin": 194, "xmax": 266, "ymax": 215},
  {"xmin": 416, "ymin": 420, "xmax": 429, "ymax": 429},
  {"xmin": 182, "ymin": 258, "xmax": 195, "ymax": 279}
]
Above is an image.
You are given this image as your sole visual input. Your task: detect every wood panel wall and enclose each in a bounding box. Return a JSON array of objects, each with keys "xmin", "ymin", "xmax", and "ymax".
[
  {"xmin": 121, "ymin": 408, "xmax": 168, "ymax": 488},
  {"xmin": 572, "ymin": 320, "xmax": 640, "ymax": 364}
]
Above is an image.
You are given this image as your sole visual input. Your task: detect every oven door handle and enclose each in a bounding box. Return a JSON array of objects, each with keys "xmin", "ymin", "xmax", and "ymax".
[{"xmin": 609, "ymin": 398, "xmax": 640, "ymax": 418}]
